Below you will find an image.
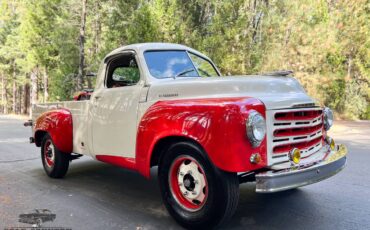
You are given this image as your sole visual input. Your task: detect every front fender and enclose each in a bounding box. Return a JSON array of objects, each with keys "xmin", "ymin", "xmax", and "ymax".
[
  {"xmin": 34, "ymin": 109, "xmax": 73, "ymax": 153},
  {"xmin": 136, "ymin": 97, "xmax": 267, "ymax": 178}
]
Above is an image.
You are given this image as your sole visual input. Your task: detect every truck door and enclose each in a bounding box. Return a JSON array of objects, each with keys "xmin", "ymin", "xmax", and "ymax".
[{"xmin": 90, "ymin": 51, "xmax": 143, "ymax": 158}]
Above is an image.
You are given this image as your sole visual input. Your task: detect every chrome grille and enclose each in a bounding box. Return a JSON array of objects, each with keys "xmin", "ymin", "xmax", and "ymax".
[{"xmin": 266, "ymin": 107, "xmax": 324, "ymax": 165}]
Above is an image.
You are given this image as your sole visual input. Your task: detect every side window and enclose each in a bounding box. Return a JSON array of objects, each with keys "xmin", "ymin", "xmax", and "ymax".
[
  {"xmin": 189, "ymin": 53, "xmax": 218, "ymax": 77},
  {"xmin": 106, "ymin": 53, "xmax": 140, "ymax": 88}
]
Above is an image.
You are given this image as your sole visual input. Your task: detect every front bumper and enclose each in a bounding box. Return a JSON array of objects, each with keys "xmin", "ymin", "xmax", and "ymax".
[{"xmin": 255, "ymin": 144, "xmax": 347, "ymax": 193}]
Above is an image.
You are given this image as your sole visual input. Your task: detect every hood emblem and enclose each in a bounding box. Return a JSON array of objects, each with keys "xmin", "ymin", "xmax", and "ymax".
[
  {"xmin": 158, "ymin": 93, "xmax": 179, "ymax": 98},
  {"xmin": 292, "ymin": 103, "xmax": 316, "ymax": 108}
]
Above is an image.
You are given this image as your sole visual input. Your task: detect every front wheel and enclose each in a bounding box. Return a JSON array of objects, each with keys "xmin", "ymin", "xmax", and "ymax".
[
  {"xmin": 158, "ymin": 142, "xmax": 239, "ymax": 229},
  {"xmin": 41, "ymin": 134, "xmax": 69, "ymax": 178}
]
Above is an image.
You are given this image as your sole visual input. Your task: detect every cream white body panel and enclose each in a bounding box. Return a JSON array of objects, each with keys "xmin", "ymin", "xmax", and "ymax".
[
  {"xmin": 68, "ymin": 102, "xmax": 91, "ymax": 155},
  {"xmin": 89, "ymin": 84, "xmax": 143, "ymax": 158},
  {"xmin": 145, "ymin": 76, "xmax": 315, "ymax": 111}
]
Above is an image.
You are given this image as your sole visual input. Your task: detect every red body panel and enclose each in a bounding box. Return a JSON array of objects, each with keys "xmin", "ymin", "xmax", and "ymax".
[
  {"xmin": 96, "ymin": 155, "xmax": 137, "ymax": 171},
  {"xmin": 136, "ymin": 97, "xmax": 267, "ymax": 178},
  {"xmin": 34, "ymin": 109, "xmax": 73, "ymax": 153}
]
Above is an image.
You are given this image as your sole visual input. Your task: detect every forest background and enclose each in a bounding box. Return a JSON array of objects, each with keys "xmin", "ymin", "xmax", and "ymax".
[{"xmin": 0, "ymin": 0, "xmax": 369, "ymax": 119}]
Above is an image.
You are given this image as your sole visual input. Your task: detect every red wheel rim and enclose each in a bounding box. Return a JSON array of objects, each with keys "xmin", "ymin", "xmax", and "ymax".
[
  {"xmin": 169, "ymin": 156, "xmax": 208, "ymax": 212},
  {"xmin": 44, "ymin": 140, "xmax": 55, "ymax": 168}
]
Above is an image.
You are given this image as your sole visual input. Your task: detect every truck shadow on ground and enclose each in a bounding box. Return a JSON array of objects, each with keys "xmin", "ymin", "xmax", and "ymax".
[
  {"xmin": 30, "ymin": 159, "xmax": 316, "ymax": 229},
  {"xmin": 232, "ymin": 185, "xmax": 315, "ymax": 229}
]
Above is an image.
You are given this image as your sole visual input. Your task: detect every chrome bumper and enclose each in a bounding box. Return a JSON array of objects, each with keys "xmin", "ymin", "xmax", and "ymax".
[{"xmin": 255, "ymin": 144, "xmax": 347, "ymax": 193}]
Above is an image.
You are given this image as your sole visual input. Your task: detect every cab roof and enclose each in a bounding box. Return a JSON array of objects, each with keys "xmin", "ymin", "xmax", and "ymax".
[{"xmin": 104, "ymin": 42, "xmax": 209, "ymax": 61}]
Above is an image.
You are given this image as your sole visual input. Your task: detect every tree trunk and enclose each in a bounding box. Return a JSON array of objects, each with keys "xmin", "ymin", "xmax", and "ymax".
[
  {"xmin": 77, "ymin": 0, "xmax": 87, "ymax": 90},
  {"xmin": 23, "ymin": 83, "xmax": 30, "ymax": 114},
  {"xmin": 18, "ymin": 85, "xmax": 22, "ymax": 114},
  {"xmin": 94, "ymin": 0, "xmax": 101, "ymax": 55},
  {"xmin": 1, "ymin": 73, "xmax": 3, "ymax": 113},
  {"xmin": 12, "ymin": 81, "xmax": 16, "ymax": 113},
  {"xmin": 346, "ymin": 56, "xmax": 352, "ymax": 82},
  {"xmin": 30, "ymin": 68, "xmax": 38, "ymax": 105},
  {"xmin": 12, "ymin": 63, "xmax": 17, "ymax": 113},
  {"xmin": 43, "ymin": 67, "xmax": 48, "ymax": 102},
  {"xmin": 2, "ymin": 74, "xmax": 8, "ymax": 114}
]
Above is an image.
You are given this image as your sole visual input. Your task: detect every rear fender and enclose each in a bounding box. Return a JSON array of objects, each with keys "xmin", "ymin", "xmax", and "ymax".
[
  {"xmin": 136, "ymin": 97, "xmax": 267, "ymax": 178},
  {"xmin": 34, "ymin": 109, "xmax": 73, "ymax": 153}
]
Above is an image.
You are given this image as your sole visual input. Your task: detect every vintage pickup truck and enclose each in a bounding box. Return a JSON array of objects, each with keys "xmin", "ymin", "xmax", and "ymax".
[{"xmin": 26, "ymin": 43, "xmax": 347, "ymax": 229}]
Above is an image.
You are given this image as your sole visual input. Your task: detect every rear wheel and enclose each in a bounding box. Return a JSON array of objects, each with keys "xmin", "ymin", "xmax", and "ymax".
[
  {"xmin": 41, "ymin": 134, "xmax": 69, "ymax": 178},
  {"xmin": 158, "ymin": 142, "xmax": 239, "ymax": 229}
]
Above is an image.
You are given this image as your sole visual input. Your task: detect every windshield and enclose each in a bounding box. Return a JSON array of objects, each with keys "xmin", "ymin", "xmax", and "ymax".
[{"xmin": 144, "ymin": 50, "xmax": 219, "ymax": 79}]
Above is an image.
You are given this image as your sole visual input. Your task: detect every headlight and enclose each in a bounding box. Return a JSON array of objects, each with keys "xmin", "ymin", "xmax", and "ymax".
[
  {"xmin": 323, "ymin": 107, "xmax": 334, "ymax": 131},
  {"xmin": 246, "ymin": 110, "xmax": 266, "ymax": 147}
]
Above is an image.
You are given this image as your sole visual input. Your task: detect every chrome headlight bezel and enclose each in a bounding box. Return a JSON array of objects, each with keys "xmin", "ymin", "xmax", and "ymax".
[
  {"xmin": 323, "ymin": 107, "xmax": 334, "ymax": 131},
  {"xmin": 246, "ymin": 110, "xmax": 266, "ymax": 148}
]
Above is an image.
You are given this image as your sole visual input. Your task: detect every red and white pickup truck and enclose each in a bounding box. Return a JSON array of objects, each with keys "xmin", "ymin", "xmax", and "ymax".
[{"xmin": 26, "ymin": 43, "xmax": 347, "ymax": 229}]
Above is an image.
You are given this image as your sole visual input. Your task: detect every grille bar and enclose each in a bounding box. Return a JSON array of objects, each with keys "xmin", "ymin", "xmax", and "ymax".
[
  {"xmin": 273, "ymin": 136, "xmax": 322, "ymax": 154},
  {"xmin": 272, "ymin": 129, "xmax": 322, "ymax": 149},
  {"xmin": 274, "ymin": 123, "xmax": 322, "ymax": 137},
  {"xmin": 275, "ymin": 110, "xmax": 322, "ymax": 121}
]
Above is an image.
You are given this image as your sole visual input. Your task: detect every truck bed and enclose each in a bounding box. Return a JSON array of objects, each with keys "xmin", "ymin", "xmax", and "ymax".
[{"xmin": 32, "ymin": 101, "xmax": 91, "ymax": 156}]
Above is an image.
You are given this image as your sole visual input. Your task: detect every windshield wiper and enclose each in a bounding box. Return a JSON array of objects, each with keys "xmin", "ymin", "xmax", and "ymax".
[{"xmin": 174, "ymin": 68, "xmax": 196, "ymax": 79}]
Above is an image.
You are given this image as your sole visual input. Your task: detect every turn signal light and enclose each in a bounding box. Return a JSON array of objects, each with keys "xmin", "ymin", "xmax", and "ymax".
[
  {"xmin": 250, "ymin": 153, "xmax": 262, "ymax": 164},
  {"xmin": 289, "ymin": 148, "xmax": 301, "ymax": 165},
  {"xmin": 326, "ymin": 137, "xmax": 336, "ymax": 150}
]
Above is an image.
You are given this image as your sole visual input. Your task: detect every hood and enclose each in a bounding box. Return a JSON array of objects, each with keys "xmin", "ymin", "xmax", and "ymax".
[{"xmin": 147, "ymin": 75, "xmax": 317, "ymax": 110}]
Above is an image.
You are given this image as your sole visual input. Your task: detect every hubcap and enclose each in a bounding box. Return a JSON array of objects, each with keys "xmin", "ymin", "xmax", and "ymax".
[
  {"xmin": 44, "ymin": 140, "xmax": 55, "ymax": 168},
  {"xmin": 169, "ymin": 156, "xmax": 208, "ymax": 211}
]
